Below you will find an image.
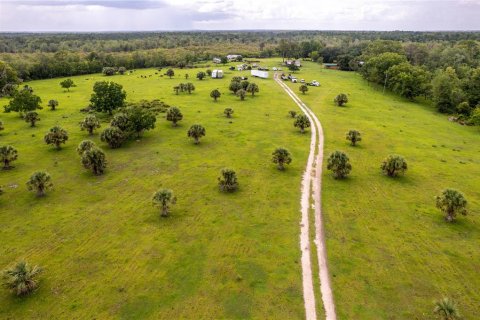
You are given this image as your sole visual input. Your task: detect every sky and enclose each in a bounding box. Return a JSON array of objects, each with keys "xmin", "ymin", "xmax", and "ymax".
[{"xmin": 0, "ymin": 0, "xmax": 480, "ymax": 32}]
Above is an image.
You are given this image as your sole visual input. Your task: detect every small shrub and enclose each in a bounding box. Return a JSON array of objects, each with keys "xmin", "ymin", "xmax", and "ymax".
[
  {"xmin": 334, "ymin": 93, "xmax": 348, "ymax": 106},
  {"xmin": 76, "ymin": 140, "xmax": 96, "ymax": 156},
  {"xmin": 100, "ymin": 126, "xmax": 125, "ymax": 148},
  {"xmin": 24, "ymin": 111, "xmax": 40, "ymax": 127},
  {"xmin": 2, "ymin": 261, "xmax": 42, "ymax": 296},
  {"xmin": 79, "ymin": 114, "xmax": 101, "ymax": 135},
  {"xmin": 299, "ymin": 84, "xmax": 308, "ymax": 94},
  {"xmin": 44, "ymin": 126, "xmax": 68, "ymax": 149},
  {"xmin": 48, "ymin": 99, "xmax": 59, "ymax": 111},
  {"xmin": 288, "ymin": 110, "xmax": 297, "ymax": 118},
  {"xmin": 236, "ymin": 89, "xmax": 246, "ymax": 100},
  {"xmin": 152, "ymin": 189, "xmax": 176, "ymax": 217},
  {"xmin": 187, "ymin": 124, "xmax": 206, "ymax": 144},
  {"xmin": 346, "ymin": 130, "xmax": 362, "ymax": 146},
  {"xmin": 272, "ymin": 147, "xmax": 292, "ymax": 170},
  {"xmin": 294, "ymin": 114, "xmax": 311, "ymax": 133},
  {"xmin": 218, "ymin": 168, "xmax": 238, "ymax": 192},
  {"xmin": 436, "ymin": 189, "xmax": 468, "ymax": 222},
  {"xmin": 224, "ymin": 108, "xmax": 234, "ymax": 118},
  {"xmin": 210, "ymin": 89, "xmax": 221, "ymax": 102},
  {"xmin": 166, "ymin": 107, "xmax": 183, "ymax": 127},
  {"xmin": 381, "ymin": 155, "xmax": 407, "ymax": 177},
  {"xmin": 327, "ymin": 151, "xmax": 352, "ymax": 179},
  {"xmin": 26, "ymin": 171, "xmax": 53, "ymax": 196},
  {"xmin": 0, "ymin": 145, "xmax": 18, "ymax": 169},
  {"xmin": 82, "ymin": 146, "xmax": 107, "ymax": 175},
  {"xmin": 433, "ymin": 298, "xmax": 460, "ymax": 319},
  {"xmin": 166, "ymin": 69, "xmax": 175, "ymax": 79}
]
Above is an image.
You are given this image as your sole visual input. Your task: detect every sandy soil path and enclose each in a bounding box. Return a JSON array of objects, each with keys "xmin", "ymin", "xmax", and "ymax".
[{"xmin": 275, "ymin": 74, "xmax": 337, "ymax": 320}]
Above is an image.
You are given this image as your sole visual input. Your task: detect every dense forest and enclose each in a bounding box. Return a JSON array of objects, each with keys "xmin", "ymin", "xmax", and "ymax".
[{"xmin": 1, "ymin": 31, "xmax": 480, "ymax": 124}]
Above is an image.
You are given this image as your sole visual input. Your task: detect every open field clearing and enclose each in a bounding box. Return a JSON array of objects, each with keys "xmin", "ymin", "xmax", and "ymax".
[
  {"xmin": 285, "ymin": 62, "xmax": 480, "ymax": 319},
  {"xmin": 0, "ymin": 65, "xmax": 309, "ymax": 319}
]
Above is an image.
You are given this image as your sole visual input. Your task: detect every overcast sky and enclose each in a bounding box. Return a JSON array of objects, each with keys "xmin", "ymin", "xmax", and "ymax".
[{"xmin": 1, "ymin": 0, "xmax": 479, "ymax": 32}]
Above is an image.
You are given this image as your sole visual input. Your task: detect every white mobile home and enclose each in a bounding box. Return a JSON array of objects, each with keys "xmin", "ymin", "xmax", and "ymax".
[
  {"xmin": 251, "ymin": 69, "xmax": 269, "ymax": 79},
  {"xmin": 211, "ymin": 70, "xmax": 224, "ymax": 78}
]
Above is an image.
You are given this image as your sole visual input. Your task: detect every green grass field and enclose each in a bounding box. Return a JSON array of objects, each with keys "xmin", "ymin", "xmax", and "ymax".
[
  {"xmin": 0, "ymin": 65, "xmax": 310, "ymax": 319},
  {"xmin": 1, "ymin": 59, "xmax": 479, "ymax": 319},
  {"xmin": 285, "ymin": 62, "xmax": 480, "ymax": 319}
]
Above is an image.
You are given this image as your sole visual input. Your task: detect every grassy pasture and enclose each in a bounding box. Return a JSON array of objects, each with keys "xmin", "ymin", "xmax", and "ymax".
[
  {"xmin": 0, "ymin": 64, "xmax": 309, "ymax": 319},
  {"xmin": 285, "ymin": 62, "xmax": 480, "ymax": 319}
]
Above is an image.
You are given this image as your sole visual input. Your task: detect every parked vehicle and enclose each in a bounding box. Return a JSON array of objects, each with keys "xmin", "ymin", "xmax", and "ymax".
[
  {"xmin": 211, "ymin": 70, "xmax": 224, "ymax": 78},
  {"xmin": 300, "ymin": 79, "xmax": 305, "ymax": 83},
  {"xmin": 310, "ymin": 80, "xmax": 320, "ymax": 86},
  {"xmin": 291, "ymin": 77, "xmax": 298, "ymax": 83}
]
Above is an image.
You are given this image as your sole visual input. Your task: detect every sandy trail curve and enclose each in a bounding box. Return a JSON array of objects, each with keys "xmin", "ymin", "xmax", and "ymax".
[{"xmin": 274, "ymin": 73, "xmax": 337, "ymax": 320}]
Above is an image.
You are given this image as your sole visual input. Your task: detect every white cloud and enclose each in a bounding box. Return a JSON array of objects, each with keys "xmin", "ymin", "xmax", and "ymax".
[{"xmin": 0, "ymin": 0, "xmax": 479, "ymax": 31}]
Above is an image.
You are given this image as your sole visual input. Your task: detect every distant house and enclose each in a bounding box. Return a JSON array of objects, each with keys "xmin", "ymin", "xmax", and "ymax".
[
  {"xmin": 285, "ymin": 59, "xmax": 301, "ymax": 67},
  {"xmin": 213, "ymin": 57, "xmax": 221, "ymax": 64},
  {"xmin": 227, "ymin": 54, "xmax": 242, "ymax": 62},
  {"xmin": 323, "ymin": 63, "xmax": 338, "ymax": 70}
]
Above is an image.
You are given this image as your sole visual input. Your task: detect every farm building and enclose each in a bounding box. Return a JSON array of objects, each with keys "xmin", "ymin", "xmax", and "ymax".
[{"xmin": 251, "ymin": 70, "xmax": 269, "ymax": 78}]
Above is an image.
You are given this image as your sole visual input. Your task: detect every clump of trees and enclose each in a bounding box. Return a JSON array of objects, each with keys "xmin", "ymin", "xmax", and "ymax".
[
  {"xmin": 4, "ymin": 87, "xmax": 42, "ymax": 115},
  {"xmin": 118, "ymin": 106, "xmax": 156, "ymax": 137},
  {"xmin": 436, "ymin": 189, "xmax": 468, "ymax": 222},
  {"xmin": 48, "ymin": 99, "xmax": 59, "ymax": 111},
  {"xmin": 334, "ymin": 93, "xmax": 348, "ymax": 106},
  {"xmin": 24, "ymin": 111, "xmax": 40, "ymax": 127},
  {"xmin": 0, "ymin": 145, "xmax": 18, "ymax": 169},
  {"xmin": 210, "ymin": 89, "xmax": 221, "ymax": 102},
  {"xmin": 187, "ymin": 124, "xmax": 206, "ymax": 144},
  {"xmin": 272, "ymin": 147, "xmax": 292, "ymax": 170},
  {"xmin": 224, "ymin": 108, "xmax": 234, "ymax": 118},
  {"xmin": 2, "ymin": 261, "xmax": 42, "ymax": 296},
  {"xmin": 26, "ymin": 171, "xmax": 53, "ymax": 197},
  {"xmin": 118, "ymin": 67, "xmax": 127, "ymax": 75},
  {"xmin": 346, "ymin": 130, "xmax": 362, "ymax": 146},
  {"xmin": 381, "ymin": 155, "xmax": 407, "ymax": 177},
  {"xmin": 90, "ymin": 81, "xmax": 126, "ymax": 114},
  {"xmin": 100, "ymin": 126, "xmax": 125, "ymax": 148},
  {"xmin": 218, "ymin": 168, "xmax": 238, "ymax": 192},
  {"xmin": 152, "ymin": 189, "xmax": 176, "ymax": 217},
  {"xmin": 79, "ymin": 114, "xmax": 101, "ymax": 135},
  {"xmin": 294, "ymin": 114, "xmax": 310, "ymax": 133},
  {"xmin": 229, "ymin": 80, "xmax": 242, "ymax": 94},
  {"xmin": 327, "ymin": 151, "xmax": 352, "ymax": 179},
  {"xmin": 44, "ymin": 126, "xmax": 68, "ymax": 149},
  {"xmin": 166, "ymin": 107, "xmax": 183, "ymax": 127},
  {"xmin": 60, "ymin": 79, "xmax": 75, "ymax": 91},
  {"xmin": 173, "ymin": 83, "xmax": 195, "ymax": 95}
]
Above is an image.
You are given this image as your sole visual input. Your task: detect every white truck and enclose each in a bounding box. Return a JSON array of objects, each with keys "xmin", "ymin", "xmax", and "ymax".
[
  {"xmin": 251, "ymin": 69, "xmax": 269, "ymax": 79},
  {"xmin": 211, "ymin": 70, "xmax": 224, "ymax": 79}
]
